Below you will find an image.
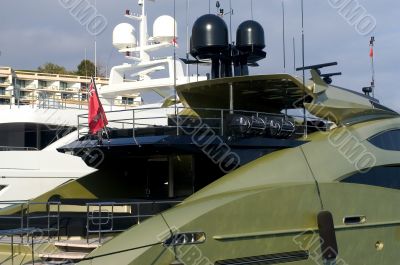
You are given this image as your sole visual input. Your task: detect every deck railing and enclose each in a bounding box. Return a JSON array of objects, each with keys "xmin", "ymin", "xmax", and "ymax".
[
  {"xmin": 77, "ymin": 106, "xmax": 328, "ymax": 140},
  {"xmin": 0, "ymin": 201, "xmax": 60, "ymax": 243},
  {"xmin": 85, "ymin": 200, "xmax": 182, "ymax": 244},
  {"xmin": 0, "ymin": 92, "xmax": 141, "ymax": 111},
  {"xmin": 0, "ymin": 199, "xmax": 182, "ymax": 245},
  {"xmin": 0, "ymin": 146, "xmax": 39, "ymax": 151}
]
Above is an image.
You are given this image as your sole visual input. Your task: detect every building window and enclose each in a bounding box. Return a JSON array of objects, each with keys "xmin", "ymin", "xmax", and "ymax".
[
  {"xmin": 38, "ymin": 80, "xmax": 47, "ymax": 89},
  {"xmin": 0, "ymin": 77, "xmax": 6, "ymax": 83},
  {"xmin": 20, "ymin": 91, "xmax": 30, "ymax": 98},
  {"xmin": 368, "ymin": 130, "xmax": 400, "ymax": 151},
  {"xmin": 16, "ymin": 79, "xmax": 26, "ymax": 88},
  {"xmin": 341, "ymin": 165, "xmax": 400, "ymax": 190},
  {"xmin": 122, "ymin": 97, "xmax": 134, "ymax": 105},
  {"xmin": 0, "ymin": 99, "xmax": 9, "ymax": 105},
  {"xmin": 0, "ymin": 88, "xmax": 5, "ymax": 95},
  {"xmin": 60, "ymin": 82, "xmax": 68, "ymax": 90},
  {"xmin": 81, "ymin": 83, "xmax": 88, "ymax": 91}
]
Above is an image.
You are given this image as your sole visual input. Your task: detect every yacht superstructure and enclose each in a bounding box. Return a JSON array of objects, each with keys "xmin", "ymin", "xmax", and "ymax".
[
  {"xmin": 1, "ymin": 1, "xmax": 399, "ymax": 265},
  {"xmin": 0, "ymin": 0, "xmax": 205, "ymax": 206}
]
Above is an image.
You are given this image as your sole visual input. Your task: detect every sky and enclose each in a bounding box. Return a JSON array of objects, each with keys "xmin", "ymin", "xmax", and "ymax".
[{"xmin": 0, "ymin": 0, "xmax": 399, "ymax": 110}]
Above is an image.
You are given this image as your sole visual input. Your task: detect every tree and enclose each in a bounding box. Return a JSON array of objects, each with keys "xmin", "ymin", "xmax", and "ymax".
[
  {"xmin": 37, "ymin": 63, "xmax": 69, "ymax": 74},
  {"xmin": 76, "ymin": 60, "xmax": 104, "ymax": 77}
]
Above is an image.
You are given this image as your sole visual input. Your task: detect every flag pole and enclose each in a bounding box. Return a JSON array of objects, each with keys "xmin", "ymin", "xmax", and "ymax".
[{"xmin": 90, "ymin": 76, "xmax": 109, "ymax": 144}]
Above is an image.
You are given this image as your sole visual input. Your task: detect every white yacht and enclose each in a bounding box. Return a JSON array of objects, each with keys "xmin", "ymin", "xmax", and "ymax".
[{"xmin": 0, "ymin": 0, "xmax": 205, "ymax": 207}]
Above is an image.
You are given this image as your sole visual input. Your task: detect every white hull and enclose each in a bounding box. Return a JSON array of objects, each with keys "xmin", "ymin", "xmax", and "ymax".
[{"xmin": 0, "ymin": 150, "xmax": 96, "ymax": 208}]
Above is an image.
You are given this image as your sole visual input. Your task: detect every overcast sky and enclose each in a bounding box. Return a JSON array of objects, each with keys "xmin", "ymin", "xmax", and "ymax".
[{"xmin": 0, "ymin": 0, "xmax": 399, "ymax": 109}]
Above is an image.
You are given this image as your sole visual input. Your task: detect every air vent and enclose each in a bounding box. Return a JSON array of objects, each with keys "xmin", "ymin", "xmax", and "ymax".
[{"xmin": 215, "ymin": 250, "xmax": 309, "ymax": 265}]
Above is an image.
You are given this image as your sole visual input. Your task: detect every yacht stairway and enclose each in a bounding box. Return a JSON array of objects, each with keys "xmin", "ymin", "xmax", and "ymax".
[
  {"xmin": 0, "ymin": 200, "xmax": 181, "ymax": 264},
  {"xmin": 0, "ymin": 236, "xmax": 106, "ymax": 265},
  {"xmin": 36, "ymin": 238, "xmax": 109, "ymax": 264}
]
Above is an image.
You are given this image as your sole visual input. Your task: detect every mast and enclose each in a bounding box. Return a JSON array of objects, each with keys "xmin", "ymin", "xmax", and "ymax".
[{"xmin": 139, "ymin": 0, "xmax": 150, "ymax": 62}]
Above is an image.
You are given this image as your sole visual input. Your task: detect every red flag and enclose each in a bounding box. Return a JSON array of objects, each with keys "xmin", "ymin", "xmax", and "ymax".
[
  {"xmin": 88, "ymin": 77, "xmax": 108, "ymax": 135},
  {"xmin": 171, "ymin": 37, "xmax": 178, "ymax": 47},
  {"xmin": 369, "ymin": 47, "xmax": 374, "ymax": 58}
]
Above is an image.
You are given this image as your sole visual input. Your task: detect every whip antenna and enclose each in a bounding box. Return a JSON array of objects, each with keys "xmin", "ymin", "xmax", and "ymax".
[
  {"xmin": 251, "ymin": 0, "xmax": 254, "ymax": 20},
  {"xmin": 293, "ymin": 37, "xmax": 296, "ymax": 74},
  {"xmin": 301, "ymin": 0, "xmax": 307, "ymax": 138},
  {"xmin": 370, "ymin": 36, "xmax": 375, "ymax": 98},
  {"xmin": 282, "ymin": 0, "xmax": 286, "ymax": 72},
  {"xmin": 173, "ymin": 0, "xmax": 178, "ymax": 135},
  {"xmin": 186, "ymin": 0, "xmax": 190, "ymax": 82},
  {"xmin": 229, "ymin": 0, "xmax": 233, "ymax": 44}
]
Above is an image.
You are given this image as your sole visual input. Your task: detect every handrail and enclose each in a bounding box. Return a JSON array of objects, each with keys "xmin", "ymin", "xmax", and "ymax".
[
  {"xmin": 77, "ymin": 106, "xmax": 328, "ymax": 141},
  {"xmin": 0, "ymin": 146, "xmax": 38, "ymax": 151},
  {"xmin": 0, "ymin": 199, "xmax": 182, "ymax": 245},
  {"xmin": 0, "ymin": 201, "xmax": 61, "ymax": 243},
  {"xmin": 85, "ymin": 200, "xmax": 182, "ymax": 244}
]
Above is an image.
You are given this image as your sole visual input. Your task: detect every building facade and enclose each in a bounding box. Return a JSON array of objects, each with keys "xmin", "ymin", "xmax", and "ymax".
[{"xmin": 0, "ymin": 66, "xmax": 141, "ymax": 108}]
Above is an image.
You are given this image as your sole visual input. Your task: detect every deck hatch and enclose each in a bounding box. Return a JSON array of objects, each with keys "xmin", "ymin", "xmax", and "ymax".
[{"xmin": 214, "ymin": 250, "xmax": 309, "ymax": 265}]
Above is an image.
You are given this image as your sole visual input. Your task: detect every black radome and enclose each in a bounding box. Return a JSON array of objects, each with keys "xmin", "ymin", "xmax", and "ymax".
[
  {"xmin": 236, "ymin": 20, "xmax": 265, "ymax": 52},
  {"xmin": 191, "ymin": 14, "xmax": 229, "ymax": 58}
]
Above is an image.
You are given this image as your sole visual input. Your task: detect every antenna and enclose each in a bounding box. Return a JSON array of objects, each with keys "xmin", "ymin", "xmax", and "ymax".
[
  {"xmin": 229, "ymin": 0, "xmax": 233, "ymax": 44},
  {"xmin": 251, "ymin": 0, "xmax": 254, "ymax": 20},
  {"xmin": 216, "ymin": 1, "xmax": 233, "ymax": 43},
  {"xmin": 209, "ymin": 0, "xmax": 211, "ymax": 14},
  {"xmin": 282, "ymin": 0, "xmax": 286, "ymax": 72},
  {"xmin": 173, "ymin": 0, "xmax": 178, "ymax": 135},
  {"xmin": 85, "ymin": 48, "xmax": 88, "ymax": 78},
  {"xmin": 292, "ymin": 37, "xmax": 296, "ymax": 74},
  {"xmin": 301, "ymin": 0, "xmax": 307, "ymax": 138},
  {"xmin": 186, "ymin": 0, "xmax": 190, "ymax": 82},
  {"xmin": 370, "ymin": 36, "xmax": 375, "ymax": 98}
]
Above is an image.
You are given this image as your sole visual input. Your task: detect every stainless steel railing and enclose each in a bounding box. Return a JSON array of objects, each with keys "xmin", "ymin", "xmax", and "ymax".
[
  {"xmin": 0, "ymin": 201, "xmax": 61, "ymax": 243},
  {"xmin": 77, "ymin": 106, "xmax": 328, "ymax": 140},
  {"xmin": 0, "ymin": 146, "xmax": 39, "ymax": 151},
  {"xmin": 85, "ymin": 200, "xmax": 182, "ymax": 244},
  {"xmin": 0, "ymin": 200, "xmax": 182, "ymax": 245}
]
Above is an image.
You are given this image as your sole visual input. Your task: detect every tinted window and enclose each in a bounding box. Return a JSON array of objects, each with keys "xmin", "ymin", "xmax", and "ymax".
[
  {"xmin": 341, "ymin": 166, "xmax": 400, "ymax": 190},
  {"xmin": 368, "ymin": 130, "xmax": 400, "ymax": 151}
]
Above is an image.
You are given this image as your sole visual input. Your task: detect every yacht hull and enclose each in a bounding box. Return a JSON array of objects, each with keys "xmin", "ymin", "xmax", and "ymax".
[{"xmin": 78, "ymin": 182, "xmax": 400, "ymax": 265}]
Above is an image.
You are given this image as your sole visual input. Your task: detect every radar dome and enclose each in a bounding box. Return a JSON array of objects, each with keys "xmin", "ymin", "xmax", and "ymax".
[
  {"xmin": 236, "ymin": 20, "xmax": 265, "ymax": 51},
  {"xmin": 113, "ymin": 23, "xmax": 137, "ymax": 49},
  {"xmin": 153, "ymin": 15, "xmax": 178, "ymax": 43},
  {"xmin": 191, "ymin": 14, "xmax": 228, "ymax": 58}
]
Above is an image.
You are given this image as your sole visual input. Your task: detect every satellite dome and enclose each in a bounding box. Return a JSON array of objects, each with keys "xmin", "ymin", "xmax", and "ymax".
[
  {"xmin": 236, "ymin": 20, "xmax": 265, "ymax": 51},
  {"xmin": 191, "ymin": 14, "xmax": 228, "ymax": 58},
  {"xmin": 113, "ymin": 23, "xmax": 137, "ymax": 49},
  {"xmin": 153, "ymin": 15, "xmax": 178, "ymax": 43}
]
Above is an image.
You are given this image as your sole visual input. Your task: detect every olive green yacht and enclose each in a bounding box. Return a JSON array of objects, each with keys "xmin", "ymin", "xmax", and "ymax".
[{"xmin": 0, "ymin": 4, "xmax": 399, "ymax": 265}]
